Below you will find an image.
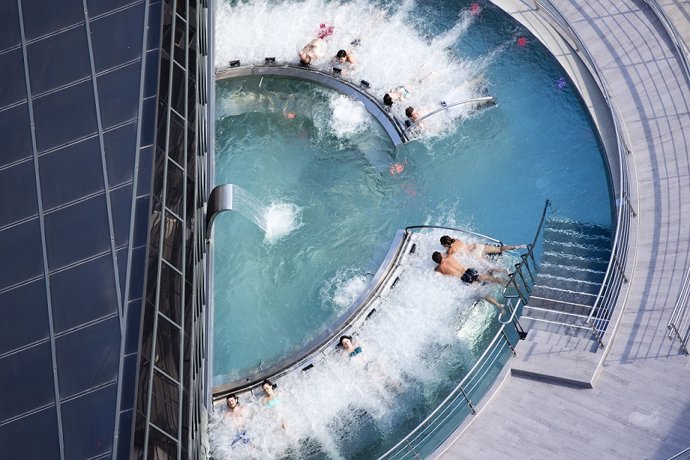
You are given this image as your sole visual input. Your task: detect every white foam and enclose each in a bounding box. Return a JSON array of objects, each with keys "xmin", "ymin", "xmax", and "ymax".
[
  {"xmin": 263, "ymin": 202, "xmax": 303, "ymax": 243},
  {"xmin": 328, "ymin": 94, "xmax": 370, "ymax": 138},
  {"xmin": 215, "ymin": 0, "xmax": 493, "ymax": 137}
]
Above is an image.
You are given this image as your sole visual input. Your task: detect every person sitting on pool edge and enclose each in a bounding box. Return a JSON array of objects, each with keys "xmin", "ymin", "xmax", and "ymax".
[
  {"xmin": 441, "ymin": 235, "xmax": 527, "ymax": 258},
  {"xmin": 432, "ymin": 251, "xmax": 507, "ymax": 312}
]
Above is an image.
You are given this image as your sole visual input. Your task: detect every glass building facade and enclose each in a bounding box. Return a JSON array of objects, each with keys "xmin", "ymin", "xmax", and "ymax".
[{"xmin": 0, "ymin": 0, "xmax": 212, "ymax": 458}]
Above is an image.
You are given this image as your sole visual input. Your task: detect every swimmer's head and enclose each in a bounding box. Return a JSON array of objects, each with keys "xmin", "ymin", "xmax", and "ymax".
[
  {"xmin": 262, "ymin": 380, "xmax": 277, "ymax": 395},
  {"xmin": 336, "ymin": 49, "xmax": 347, "ymax": 63},
  {"xmin": 339, "ymin": 335, "xmax": 353, "ymax": 348},
  {"xmin": 383, "ymin": 93, "xmax": 393, "ymax": 107},
  {"xmin": 440, "ymin": 235, "xmax": 454, "ymax": 247},
  {"xmin": 226, "ymin": 394, "xmax": 239, "ymax": 409},
  {"xmin": 299, "ymin": 52, "xmax": 311, "ymax": 65},
  {"xmin": 432, "ymin": 251, "xmax": 443, "ymax": 264},
  {"xmin": 405, "ymin": 106, "xmax": 415, "ymax": 118}
]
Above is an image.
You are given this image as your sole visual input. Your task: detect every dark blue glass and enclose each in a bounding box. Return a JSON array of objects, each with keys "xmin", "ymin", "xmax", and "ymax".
[
  {"xmin": 0, "ymin": 279, "xmax": 48, "ymax": 355},
  {"xmin": 61, "ymin": 383, "xmax": 116, "ymax": 459},
  {"xmin": 104, "ymin": 121, "xmax": 137, "ymax": 186},
  {"xmin": 0, "ymin": 160, "xmax": 38, "ymax": 228},
  {"xmin": 0, "ymin": 48, "xmax": 26, "ymax": 108},
  {"xmin": 44, "ymin": 194, "xmax": 110, "ymax": 270},
  {"xmin": 90, "ymin": 3, "xmax": 145, "ymax": 72},
  {"xmin": 27, "ymin": 26, "xmax": 90, "ymax": 95},
  {"xmin": 55, "ymin": 316, "xmax": 120, "ymax": 398},
  {"xmin": 0, "ymin": 0, "xmax": 20, "ymax": 52},
  {"xmin": 0, "ymin": 407, "xmax": 60, "ymax": 459},
  {"xmin": 32, "ymin": 80, "xmax": 97, "ymax": 153},
  {"xmin": 0, "ymin": 218, "xmax": 43, "ymax": 291},
  {"xmin": 21, "ymin": 0, "xmax": 83, "ymax": 41},
  {"xmin": 97, "ymin": 62, "xmax": 142, "ymax": 129},
  {"xmin": 39, "ymin": 136, "xmax": 104, "ymax": 211},
  {"xmin": 111, "ymin": 184, "xmax": 133, "ymax": 246},
  {"xmin": 0, "ymin": 342, "xmax": 55, "ymax": 421},
  {"xmin": 0, "ymin": 103, "xmax": 32, "ymax": 168},
  {"xmin": 49, "ymin": 253, "xmax": 118, "ymax": 334}
]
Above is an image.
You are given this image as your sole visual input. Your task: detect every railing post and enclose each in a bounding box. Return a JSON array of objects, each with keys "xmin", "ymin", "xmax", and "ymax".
[
  {"xmin": 501, "ymin": 330, "xmax": 517, "ymax": 356},
  {"xmin": 458, "ymin": 385, "xmax": 476, "ymax": 415}
]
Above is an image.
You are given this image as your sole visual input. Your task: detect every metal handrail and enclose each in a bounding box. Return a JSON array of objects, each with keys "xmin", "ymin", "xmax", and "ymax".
[
  {"xmin": 402, "ymin": 96, "xmax": 495, "ymax": 133},
  {"xmin": 404, "ymin": 224, "xmax": 503, "ymax": 245},
  {"xmin": 530, "ymin": 0, "xmax": 635, "ymax": 348},
  {"xmin": 378, "ymin": 316, "xmax": 518, "ymax": 459},
  {"xmin": 642, "ymin": 0, "xmax": 690, "ymax": 84},
  {"xmin": 667, "ymin": 266, "xmax": 690, "ymax": 355}
]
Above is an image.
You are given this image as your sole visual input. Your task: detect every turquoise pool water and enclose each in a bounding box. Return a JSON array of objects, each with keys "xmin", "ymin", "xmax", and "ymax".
[{"xmin": 212, "ymin": 0, "xmax": 612, "ymax": 456}]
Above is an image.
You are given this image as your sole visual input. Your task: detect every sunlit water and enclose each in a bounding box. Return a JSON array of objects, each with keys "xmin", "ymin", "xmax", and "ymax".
[{"xmin": 212, "ymin": 0, "xmax": 613, "ymax": 456}]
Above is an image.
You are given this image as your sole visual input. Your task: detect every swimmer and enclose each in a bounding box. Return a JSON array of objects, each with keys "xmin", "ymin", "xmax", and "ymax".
[
  {"xmin": 383, "ymin": 86, "xmax": 410, "ymax": 107},
  {"xmin": 317, "ymin": 23, "xmax": 335, "ymax": 39},
  {"xmin": 339, "ymin": 335, "xmax": 363, "ymax": 358},
  {"xmin": 432, "ymin": 251, "xmax": 509, "ymax": 312},
  {"xmin": 441, "ymin": 235, "xmax": 527, "ymax": 258},
  {"xmin": 405, "ymin": 106, "xmax": 422, "ymax": 123},
  {"xmin": 225, "ymin": 394, "xmax": 242, "ymax": 419},
  {"xmin": 299, "ymin": 37, "xmax": 326, "ymax": 65},
  {"xmin": 262, "ymin": 380, "xmax": 280, "ymax": 408},
  {"xmin": 335, "ymin": 49, "xmax": 356, "ymax": 65},
  {"xmin": 284, "ymin": 111, "xmax": 297, "ymax": 120}
]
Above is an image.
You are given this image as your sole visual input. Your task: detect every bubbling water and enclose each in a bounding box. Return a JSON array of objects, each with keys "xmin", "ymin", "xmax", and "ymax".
[
  {"xmin": 216, "ymin": 0, "xmax": 496, "ymax": 137},
  {"xmin": 263, "ymin": 202, "xmax": 303, "ymax": 243},
  {"xmin": 209, "ymin": 230, "xmax": 517, "ymax": 458}
]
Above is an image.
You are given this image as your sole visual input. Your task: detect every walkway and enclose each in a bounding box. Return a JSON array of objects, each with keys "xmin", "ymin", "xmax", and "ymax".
[{"xmin": 439, "ymin": 1, "xmax": 690, "ymax": 458}]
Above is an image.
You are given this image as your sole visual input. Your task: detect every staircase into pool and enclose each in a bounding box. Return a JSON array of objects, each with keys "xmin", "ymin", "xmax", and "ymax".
[{"xmin": 521, "ymin": 218, "xmax": 612, "ymax": 337}]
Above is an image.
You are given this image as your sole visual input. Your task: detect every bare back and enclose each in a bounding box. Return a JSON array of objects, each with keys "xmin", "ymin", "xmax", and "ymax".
[{"xmin": 435, "ymin": 255, "xmax": 467, "ymax": 277}]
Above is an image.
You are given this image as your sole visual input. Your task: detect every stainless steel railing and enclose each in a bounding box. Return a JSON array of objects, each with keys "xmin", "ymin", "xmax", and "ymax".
[
  {"xmin": 642, "ymin": 0, "xmax": 690, "ymax": 83},
  {"xmin": 377, "ymin": 308, "xmax": 521, "ymax": 459},
  {"xmin": 530, "ymin": 0, "xmax": 636, "ymax": 348},
  {"xmin": 667, "ymin": 266, "xmax": 690, "ymax": 355}
]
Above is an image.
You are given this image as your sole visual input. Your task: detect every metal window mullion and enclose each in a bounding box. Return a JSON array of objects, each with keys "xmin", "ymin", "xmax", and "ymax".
[
  {"xmin": 16, "ymin": 1, "xmax": 66, "ymax": 457},
  {"xmin": 143, "ymin": 6, "xmax": 177, "ymax": 455},
  {"xmin": 164, "ymin": 204, "xmax": 184, "ymax": 224}
]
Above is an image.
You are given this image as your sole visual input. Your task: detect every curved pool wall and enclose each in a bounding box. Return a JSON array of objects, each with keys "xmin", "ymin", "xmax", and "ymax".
[
  {"xmin": 215, "ymin": 63, "xmax": 409, "ymax": 145},
  {"xmin": 207, "ymin": 0, "xmax": 620, "ymax": 457}
]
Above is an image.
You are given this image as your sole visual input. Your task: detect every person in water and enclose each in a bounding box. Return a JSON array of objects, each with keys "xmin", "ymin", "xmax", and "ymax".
[
  {"xmin": 262, "ymin": 380, "xmax": 280, "ymax": 407},
  {"xmin": 405, "ymin": 106, "xmax": 422, "ymax": 123},
  {"xmin": 440, "ymin": 235, "xmax": 527, "ymax": 258},
  {"xmin": 225, "ymin": 394, "xmax": 242, "ymax": 418},
  {"xmin": 339, "ymin": 335, "xmax": 363, "ymax": 358},
  {"xmin": 432, "ymin": 251, "xmax": 508, "ymax": 312},
  {"xmin": 225, "ymin": 394, "xmax": 251, "ymax": 447},
  {"xmin": 335, "ymin": 49, "xmax": 356, "ymax": 65},
  {"xmin": 299, "ymin": 37, "xmax": 326, "ymax": 65}
]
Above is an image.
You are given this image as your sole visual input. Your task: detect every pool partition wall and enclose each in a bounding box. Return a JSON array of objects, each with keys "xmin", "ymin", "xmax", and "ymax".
[{"xmin": 208, "ymin": 217, "xmax": 544, "ymax": 458}]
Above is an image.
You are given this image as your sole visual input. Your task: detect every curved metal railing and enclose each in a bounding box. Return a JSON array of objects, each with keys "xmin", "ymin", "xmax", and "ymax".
[
  {"xmin": 377, "ymin": 311, "xmax": 520, "ymax": 459},
  {"xmin": 530, "ymin": 0, "xmax": 636, "ymax": 348},
  {"xmin": 667, "ymin": 266, "xmax": 690, "ymax": 355},
  {"xmin": 642, "ymin": 0, "xmax": 690, "ymax": 83},
  {"xmin": 402, "ymin": 96, "xmax": 495, "ymax": 133}
]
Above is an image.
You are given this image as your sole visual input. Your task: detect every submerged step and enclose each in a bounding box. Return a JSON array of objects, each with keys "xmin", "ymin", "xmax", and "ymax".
[
  {"xmin": 543, "ymin": 240, "xmax": 611, "ymax": 259},
  {"xmin": 530, "ymin": 284, "xmax": 598, "ymax": 306},
  {"xmin": 541, "ymin": 251, "xmax": 610, "ymax": 272},
  {"xmin": 545, "ymin": 219, "xmax": 612, "ymax": 239},
  {"xmin": 539, "ymin": 262, "xmax": 606, "ymax": 284},
  {"xmin": 533, "ymin": 273, "xmax": 604, "ymax": 296},
  {"xmin": 527, "ymin": 297, "xmax": 593, "ymax": 316}
]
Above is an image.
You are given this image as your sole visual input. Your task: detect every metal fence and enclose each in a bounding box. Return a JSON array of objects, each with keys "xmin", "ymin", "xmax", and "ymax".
[
  {"xmin": 667, "ymin": 266, "xmax": 690, "ymax": 355},
  {"xmin": 529, "ymin": 0, "xmax": 636, "ymax": 349}
]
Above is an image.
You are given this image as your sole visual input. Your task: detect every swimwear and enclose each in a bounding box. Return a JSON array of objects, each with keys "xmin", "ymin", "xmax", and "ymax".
[
  {"xmin": 461, "ymin": 268, "xmax": 479, "ymax": 284},
  {"xmin": 266, "ymin": 397, "xmax": 280, "ymax": 408},
  {"xmin": 349, "ymin": 346, "xmax": 363, "ymax": 358},
  {"xmin": 317, "ymin": 24, "xmax": 335, "ymax": 39},
  {"xmin": 231, "ymin": 429, "xmax": 250, "ymax": 447}
]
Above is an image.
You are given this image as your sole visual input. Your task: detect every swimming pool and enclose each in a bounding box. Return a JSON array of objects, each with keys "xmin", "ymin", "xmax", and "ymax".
[{"xmin": 211, "ymin": 0, "xmax": 612, "ymax": 456}]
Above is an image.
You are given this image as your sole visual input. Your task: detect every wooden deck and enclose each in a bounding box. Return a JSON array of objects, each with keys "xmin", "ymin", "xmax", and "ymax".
[{"xmin": 438, "ymin": 1, "xmax": 690, "ymax": 458}]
